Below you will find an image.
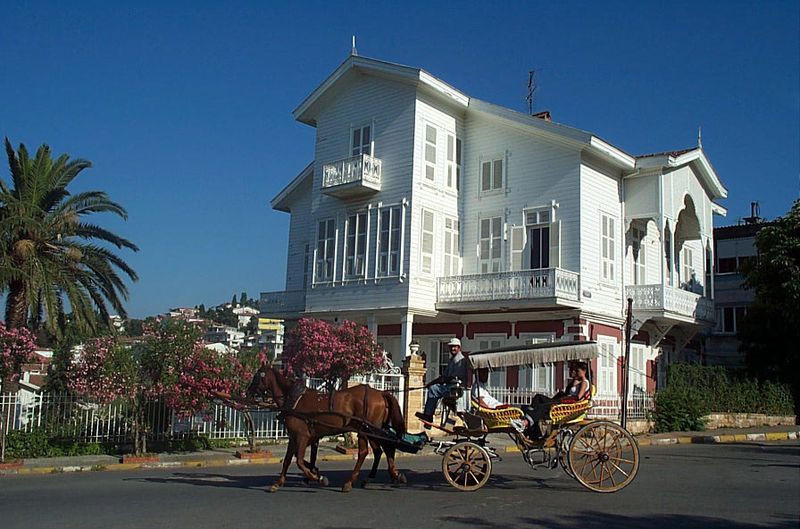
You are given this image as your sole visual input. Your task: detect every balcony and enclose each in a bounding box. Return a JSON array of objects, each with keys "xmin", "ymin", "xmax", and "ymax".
[
  {"xmin": 436, "ymin": 268, "xmax": 580, "ymax": 312},
  {"xmin": 259, "ymin": 290, "xmax": 306, "ymax": 316},
  {"xmin": 321, "ymin": 153, "xmax": 382, "ymax": 198},
  {"xmin": 626, "ymin": 284, "xmax": 714, "ymax": 324}
]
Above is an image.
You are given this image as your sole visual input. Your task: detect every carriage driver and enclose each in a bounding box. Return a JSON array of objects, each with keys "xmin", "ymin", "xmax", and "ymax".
[{"xmin": 415, "ymin": 337, "xmax": 467, "ymax": 426}]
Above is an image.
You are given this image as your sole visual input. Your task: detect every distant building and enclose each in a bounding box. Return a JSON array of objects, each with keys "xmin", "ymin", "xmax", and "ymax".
[
  {"xmin": 167, "ymin": 307, "xmax": 200, "ymax": 319},
  {"xmin": 258, "ymin": 318, "xmax": 285, "ymax": 360},
  {"xmin": 203, "ymin": 324, "xmax": 245, "ymax": 348},
  {"xmin": 232, "ymin": 306, "xmax": 259, "ymax": 329},
  {"xmin": 704, "ymin": 204, "xmax": 769, "ymax": 368}
]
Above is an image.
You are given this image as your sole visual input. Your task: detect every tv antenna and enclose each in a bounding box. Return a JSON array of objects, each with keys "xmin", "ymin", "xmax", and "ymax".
[{"xmin": 525, "ymin": 70, "xmax": 538, "ymax": 115}]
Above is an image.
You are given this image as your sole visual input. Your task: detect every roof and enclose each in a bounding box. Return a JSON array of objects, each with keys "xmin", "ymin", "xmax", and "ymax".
[
  {"xmin": 714, "ymin": 222, "xmax": 772, "ymax": 240},
  {"xmin": 271, "ymin": 162, "xmax": 313, "ymax": 213},
  {"xmin": 468, "ymin": 341, "xmax": 598, "ymax": 369},
  {"xmin": 637, "ymin": 147, "xmax": 695, "ymax": 159},
  {"xmin": 634, "ymin": 147, "xmax": 727, "ymax": 201},
  {"xmin": 293, "ymin": 55, "xmax": 636, "ymax": 171}
]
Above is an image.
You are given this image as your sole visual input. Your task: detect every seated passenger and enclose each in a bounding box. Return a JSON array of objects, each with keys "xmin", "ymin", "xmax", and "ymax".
[
  {"xmin": 470, "ymin": 368, "xmax": 506, "ymax": 410},
  {"xmin": 511, "ymin": 361, "xmax": 591, "ymax": 439}
]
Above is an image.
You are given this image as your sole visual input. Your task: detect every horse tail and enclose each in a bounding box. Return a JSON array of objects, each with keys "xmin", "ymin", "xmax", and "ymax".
[{"xmin": 382, "ymin": 392, "xmax": 406, "ymax": 435}]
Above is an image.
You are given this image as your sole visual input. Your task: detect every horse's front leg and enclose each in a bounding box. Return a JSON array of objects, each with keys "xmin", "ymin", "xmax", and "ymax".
[
  {"xmin": 269, "ymin": 438, "xmax": 295, "ymax": 493},
  {"xmin": 384, "ymin": 443, "xmax": 406, "ymax": 485},
  {"xmin": 302, "ymin": 439, "xmax": 321, "ymax": 485},
  {"xmin": 342, "ymin": 434, "xmax": 370, "ymax": 493},
  {"xmin": 295, "ymin": 435, "xmax": 328, "ymax": 486}
]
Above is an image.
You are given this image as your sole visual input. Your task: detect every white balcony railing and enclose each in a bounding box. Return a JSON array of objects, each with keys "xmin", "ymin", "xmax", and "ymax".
[
  {"xmin": 321, "ymin": 153, "xmax": 382, "ymax": 193},
  {"xmin": 626, "ymin": 284, "xmax": 714, "ymax": 322},
  {"xmin": 259, "ymin": 290, "xmax": 306, "ymax": 314},
  {"xmin": 437, "ymin": 268, "xmax": 580, "ymax": 304}
]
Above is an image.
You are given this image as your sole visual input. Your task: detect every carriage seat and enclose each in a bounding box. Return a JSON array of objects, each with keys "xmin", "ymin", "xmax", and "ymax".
[
  {"xmin": 470, "ymin": 399, "xmax": 524, "ymax": 431},
  {"xmin": 548, "ymin": 384, "xmax": 596, "ymax": 425}
]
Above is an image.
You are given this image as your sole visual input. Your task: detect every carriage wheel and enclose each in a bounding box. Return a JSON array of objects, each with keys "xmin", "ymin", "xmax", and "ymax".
[
  {"xmin": 568, "ymin": 421, "xmax": 639, "ymax": 493},
  {"xmin": 442, "ymin": 441, "xmax": 492, "ymax": 491}
]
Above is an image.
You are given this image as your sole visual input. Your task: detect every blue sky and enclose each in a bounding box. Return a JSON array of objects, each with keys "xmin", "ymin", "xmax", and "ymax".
[{"xmin": 1, "ymin": 1, "xmax": 798, "ymax": 318}]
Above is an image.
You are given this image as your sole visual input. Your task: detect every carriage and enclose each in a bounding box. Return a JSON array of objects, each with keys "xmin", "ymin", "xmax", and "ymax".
[
  {"xmin": 230, "ymin": 339, "xmax": 639, "ymax": 494},
  {"xmin": 418, "ymin": 340, "xmax": 640, "ymax": 493}
]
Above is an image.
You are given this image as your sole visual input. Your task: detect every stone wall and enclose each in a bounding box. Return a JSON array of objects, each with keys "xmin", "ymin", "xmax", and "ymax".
[{"xmin": 704, "ymin": 413, "xmax": 797, "ymax": 429}]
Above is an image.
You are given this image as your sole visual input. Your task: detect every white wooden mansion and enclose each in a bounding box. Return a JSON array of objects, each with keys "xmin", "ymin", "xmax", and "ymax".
[{"xmin": 261, "ymin": 54, "xmax": 728, "ymax": 400}]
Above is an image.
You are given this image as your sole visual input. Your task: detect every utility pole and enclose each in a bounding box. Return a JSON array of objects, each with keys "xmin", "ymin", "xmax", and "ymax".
[{"xmin": 621, "ymin": 297, "xmax": 633, "ymax": 429}]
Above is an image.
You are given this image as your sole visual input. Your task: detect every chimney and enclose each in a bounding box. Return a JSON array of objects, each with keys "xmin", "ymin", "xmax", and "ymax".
[{"xmin": 743, "ymin": 201, "xmax": 762, "ymax": 225}]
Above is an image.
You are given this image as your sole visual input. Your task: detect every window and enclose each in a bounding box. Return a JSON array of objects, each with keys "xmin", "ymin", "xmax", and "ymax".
[
  {"xmin": 480, "ymin": 157, "xmax": 503, "ymax": 192},
  {"xmin": 479, "ymin": 217, "xmax": 503, "ymax": 273},
  {"xmin": 378, "ymin": 206, "xmax": 402, "ymax": 276},
  {"xmin": 519, "ymin": 334, "xmax": 554, "ymax": 393},
  {"xmin": 527, "ymin": 209, "xmax": 551, "ymax": 269},
  {"xmin": 601, "ymin": 214, "xmax": 616, "ymax": 282},
  {"xmin": 443, "ymin": 217, "xmax": 460, "ymax": 276},
  {"xmin": 631, "ymin": 226, "xmax": 646, "ymax": 285},
  {"xmin": 315, "ymin": 219, "xmax": 336, "ymax": 282},
  {"xmin": 630, "ymin": 344, "xmax": 646, "ymax": 394},
  {"xmin": 718, "ymin": 306, "xmax": 747, "ymax": 334},
  {"xmin": 345, "ymin": 212, "xmax": 367, "ymax": 278},
  {"xmin": 478, "ymin": 338, "xmax": 505, "ymax": 387},
  {"xmin": 597, "ymin": 338, "xmax": 617, "ymax": 396},
  {"xmin": 424, "ymin": 125, "xmax": 437, "ymax": 182},
  {"xmin": 456, "ymin": 138, "xmax": 462, "ymax": 191},
  {"xmin": 681, "ymin": 246, "xmax": 694, "ymax": 284},
  {"xmin": 421, "ymin": 209, "xmax": 434, "ymax": 274},
  {"xmin": 446, "ymin": 134, "xmax": 459, "ymax": 191},
  {"xmin": 717, "ymin": 257, "xmax": 737, "ymax": 274},
  {"xmin": 351, "ymin": 125, "xmax": 372, "ymax": 156}
]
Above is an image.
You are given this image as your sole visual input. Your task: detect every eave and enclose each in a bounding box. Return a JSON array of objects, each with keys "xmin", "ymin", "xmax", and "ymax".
[{"xmin": 270, "ymin": 162, "xmax": 313, "ymax": 213}]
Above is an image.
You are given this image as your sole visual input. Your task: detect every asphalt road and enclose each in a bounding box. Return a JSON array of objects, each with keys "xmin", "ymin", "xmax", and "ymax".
[{"xmin": 1, "ymin": 442, "xmax": 798, "ymax": 529}]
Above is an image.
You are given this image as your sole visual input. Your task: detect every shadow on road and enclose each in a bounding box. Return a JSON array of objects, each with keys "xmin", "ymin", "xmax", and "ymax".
[
  {"xmin": 310, "ymin": 511, "xmax": 798, "ymax": 529},
  {"xmin": 126, "ymin": 468, "xmax": 582, "ymax": 494}
]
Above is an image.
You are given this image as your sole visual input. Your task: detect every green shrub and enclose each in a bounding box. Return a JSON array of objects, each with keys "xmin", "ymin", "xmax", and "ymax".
[
  {"xmin": 653, "ymin": 386, "xmax": 708, "ymax": 433},
  {"xmin": 652, "ymin": 363, "xmax": 796, "ymax": 432},
  {"xmin": 4, "ymin": 429, "xmax": 114, "ymax": 459}
]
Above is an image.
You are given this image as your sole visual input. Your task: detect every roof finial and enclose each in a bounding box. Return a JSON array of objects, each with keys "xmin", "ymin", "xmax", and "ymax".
[
  {"xmin": 697, "ymin": 126, "xmax": 702, "ymax": 149},
  {"xmin": 351, "ymin": 35, "xmax": 358, "ymax": 56}
]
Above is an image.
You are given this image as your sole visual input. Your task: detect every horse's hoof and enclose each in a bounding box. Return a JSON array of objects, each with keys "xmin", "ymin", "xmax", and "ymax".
[
  {"xmin": 393, "ymin": 472, "xmax": 407, "ymax": 485},
  {"xmin": 268, "ymin": 485, "xmax": 279, "ymax": 493},
  {"xmin": 360, "ymin": 480, "xmax": 369, "ymax": 488},
  {"xmin": 341, "ymin": 482, "xmax": 352, "ymax": 493},
  {"xmin": 319, "ymin": 475, "xmax": 330, "ymax": 487}
]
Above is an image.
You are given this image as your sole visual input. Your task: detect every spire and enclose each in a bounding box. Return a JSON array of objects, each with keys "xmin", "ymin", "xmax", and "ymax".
[
  {"xmin": 351, "ymin": 35, "xmax": 358, "ymax": 56},
  {"xmin": 697, "ymin": 126, "xmax": 703, "ymax": 149}
]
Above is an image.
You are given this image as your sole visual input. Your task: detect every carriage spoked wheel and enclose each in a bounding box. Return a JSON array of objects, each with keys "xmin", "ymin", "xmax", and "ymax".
[
  {"xmin": 567, "ymin": 421, "xmax": 639, "ymax": 493},
  {"xmin": 442, "ymin": 441, "xmax": 492, "ymax": 491}
]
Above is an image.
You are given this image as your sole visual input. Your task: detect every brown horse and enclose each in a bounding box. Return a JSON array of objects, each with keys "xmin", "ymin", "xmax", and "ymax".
[{"xmin": 247, "ymin": 365, "xmax": 407, "ymax": 492}]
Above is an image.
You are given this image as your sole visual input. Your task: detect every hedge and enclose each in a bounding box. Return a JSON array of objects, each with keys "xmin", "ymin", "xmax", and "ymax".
[{"xmin": 653, "ymin": 363, "xmax": 795, "ymax": 433}]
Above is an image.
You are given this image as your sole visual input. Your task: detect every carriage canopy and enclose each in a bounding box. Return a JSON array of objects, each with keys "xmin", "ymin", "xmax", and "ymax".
[{"xmin": 467, "ymin": 341, "xmax": 598, "ymax": 370}]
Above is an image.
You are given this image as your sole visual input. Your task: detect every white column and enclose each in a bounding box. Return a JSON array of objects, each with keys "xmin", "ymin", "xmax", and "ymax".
[{"xmin": 398, "ymin": 312, "xmax": 414, "ymax": 365}]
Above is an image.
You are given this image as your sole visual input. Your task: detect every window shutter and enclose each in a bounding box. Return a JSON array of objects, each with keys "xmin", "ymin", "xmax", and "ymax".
[
  {"xmin": 510, "ymin": 225, "xmax": 524, "ymax": 271},
  {"xmin": 550, "ymin": 220, "xmax": 561, "ymax": 269}
]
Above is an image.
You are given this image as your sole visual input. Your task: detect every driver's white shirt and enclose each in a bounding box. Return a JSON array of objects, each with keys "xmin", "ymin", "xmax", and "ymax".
[{"xmin": 471, "ymin": 381, "xmax": 503, "ymax": 409}]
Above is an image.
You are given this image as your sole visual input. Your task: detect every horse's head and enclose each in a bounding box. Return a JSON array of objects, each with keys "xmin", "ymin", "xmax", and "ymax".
[{"xmin": 247, "ymin": 364, "xmax": 286, "ymax": 407}]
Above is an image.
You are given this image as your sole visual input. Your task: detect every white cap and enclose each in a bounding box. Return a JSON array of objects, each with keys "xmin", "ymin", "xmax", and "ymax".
[{"xmin": 447, "ymin": 337, "xmax": 461, "ymax": 347}]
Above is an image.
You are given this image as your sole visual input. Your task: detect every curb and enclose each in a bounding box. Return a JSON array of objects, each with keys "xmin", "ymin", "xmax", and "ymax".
[
  {"xmin": 2, "ymin": 429, "xmax": 797, "ymax": 477},
  {"xmin": 638, "ymin": 429, "xmax": 799, "ymax": 446}
]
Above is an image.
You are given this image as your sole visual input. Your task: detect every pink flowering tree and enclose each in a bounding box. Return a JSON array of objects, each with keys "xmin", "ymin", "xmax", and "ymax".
[
  {"xmin": 1, "ymin": 323, "xmax": 37, "ymax": 461},
  {"xmin": 68, "ymin": 320, "xmax": 249, "ymax": 455},
  {"xmin": 0, "ymin": 322, "xmax": 36, "ymax": 385},
  {"xmin": 283, "ymin": 318, "xmax": 384, "ymax": 390}
]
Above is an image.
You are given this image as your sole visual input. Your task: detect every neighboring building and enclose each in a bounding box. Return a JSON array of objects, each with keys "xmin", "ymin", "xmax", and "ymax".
[
  {"xmin": 704, "ymin": 204, "xmax": 768, "ymax": 368},
  {"xmin": 232, "ymin": 305, "xmax": 260, "ymax": 329},
  {"xmin": 257, "ymin": 318, "xmax": 285, "ymax": 359},
  {"xmin": 108, "ymin": 315, "xmax": 125, "ymax": 333},
  {"xmin": 205, "ymin": 342, "xmax": 237, "ymax": 355},
  {"xmin": 260, "ymin": 54, "xmax": 728, "ymax": 399},
  {"xmin": 203, "ymin": 325, "xmax": 245, "ymax": 349},
  {"xmin": 168, "ymin": 307, "xmax": 200, "ymax": 319}
]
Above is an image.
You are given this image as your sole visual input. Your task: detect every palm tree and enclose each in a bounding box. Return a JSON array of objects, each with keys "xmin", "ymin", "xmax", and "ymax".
[{"xmin": 0, "ymin": 138, "xmax": 138, "ymax": 336}]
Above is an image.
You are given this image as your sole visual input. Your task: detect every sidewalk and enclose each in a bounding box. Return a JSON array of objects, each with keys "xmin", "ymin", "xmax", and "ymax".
[{"xmin": 1, "ymin": 424, "xmax": 798, "ymax": 476}]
